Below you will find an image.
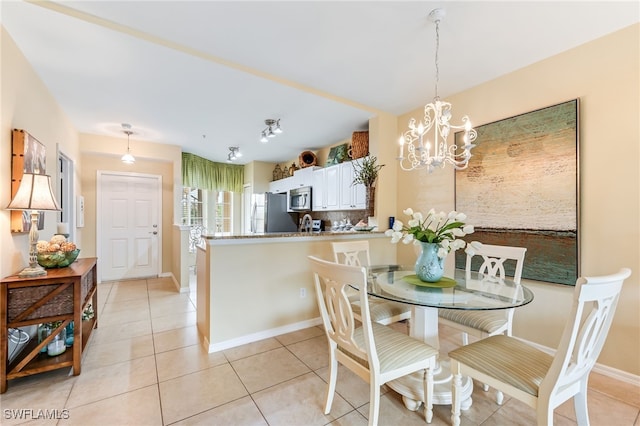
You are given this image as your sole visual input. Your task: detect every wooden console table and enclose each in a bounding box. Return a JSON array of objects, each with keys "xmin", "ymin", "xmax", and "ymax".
[{"xmin": 0, "ymin": 257, "xmax": 98, "ymax": 393}]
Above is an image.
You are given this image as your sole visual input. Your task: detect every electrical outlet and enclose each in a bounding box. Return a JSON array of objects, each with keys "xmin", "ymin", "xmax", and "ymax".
[{"xmin": 299, "ymin": 288, "xmax": 307, "ymax": 298}]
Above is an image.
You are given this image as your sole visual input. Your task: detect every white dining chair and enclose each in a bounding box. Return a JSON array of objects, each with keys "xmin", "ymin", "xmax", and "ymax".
[
  {"xmin": 331, "ymin": 240, "xmax": 412, "ymax": 325},
  {"xmin": 450, "ymin": 268, "xmax": 631, "ymax": 426},
  {"xmin": 308, "ymin": 255, "xmax": 438, "ymax": 425},
  {"xmin": 438, "ymin": 243, "xmax": 527, "ymax": 346}
]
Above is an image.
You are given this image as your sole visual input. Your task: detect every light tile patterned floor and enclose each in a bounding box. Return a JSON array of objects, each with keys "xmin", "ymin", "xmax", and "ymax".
[{"xmin": 2, "ymin": 276, "xmax": 638, "ymax": 425}]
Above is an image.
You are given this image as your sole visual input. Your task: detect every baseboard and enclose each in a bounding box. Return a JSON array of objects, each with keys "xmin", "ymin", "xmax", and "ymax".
[
  {"xmin": 515, "ymin": 336, "xmax": 640, "ymax": 387},
  {"xmin": 204, "ymin": 317, "xmax": 323, "ymax": 353},
  {"xmin": 158, "ymin": 272, "xmax": 189, "ymax": 293}
]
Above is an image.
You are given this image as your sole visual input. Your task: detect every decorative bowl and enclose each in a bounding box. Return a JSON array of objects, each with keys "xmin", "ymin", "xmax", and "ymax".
[
  {"xmin": 354, "ymin": 226, "xmax": 375, "ymax": 232},
  {"xmin": 37, "ymin": 249, "xmax": 80, "ymax": 268}
]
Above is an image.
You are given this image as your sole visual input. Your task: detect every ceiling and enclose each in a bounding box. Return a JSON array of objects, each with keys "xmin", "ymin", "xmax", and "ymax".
[{"xmin": 2, "ymin": 1, "xmax": 638, "ymax": 164}]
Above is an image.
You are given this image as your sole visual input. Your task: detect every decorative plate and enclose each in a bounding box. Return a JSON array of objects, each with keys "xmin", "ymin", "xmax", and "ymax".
[{"xmin": 402, "ymin": 275, "xmax": 457, "ymax": 288}]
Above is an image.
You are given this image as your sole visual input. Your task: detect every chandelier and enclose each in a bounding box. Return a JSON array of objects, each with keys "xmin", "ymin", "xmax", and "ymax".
[
  {"xmin": 398, "ymin": 8, "xmax": 477, "ymax": 172},
  {"xmin": 121, "ymin": 123, "xmax": 135, "ymax": 164},
  {"xmin": 259, "ymin": 119, "xmax": 283, "ymax": 143},
  {"xmin": 227, "ymin": 146, "xmax": 242, "ymax": 162}
]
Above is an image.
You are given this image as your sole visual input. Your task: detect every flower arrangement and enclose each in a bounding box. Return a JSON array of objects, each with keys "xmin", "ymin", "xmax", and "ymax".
[
  {"xmin": 36, "ymin": 235, "xmax": 79, "ymax": 268},
  {"xmin": 385, "ymin": 208, "xmax": 475, "ymax": 258}
]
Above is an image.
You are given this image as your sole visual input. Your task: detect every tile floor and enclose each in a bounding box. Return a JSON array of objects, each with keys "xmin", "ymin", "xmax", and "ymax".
[{"xmin": 1, "ymin": 276, "xmax": 639, "ymax": 425}]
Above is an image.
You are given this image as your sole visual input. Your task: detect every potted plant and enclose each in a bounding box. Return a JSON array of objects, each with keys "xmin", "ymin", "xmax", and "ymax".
[{"xmin": 352, "ymin": 156, "xmax": 385, "ymax": 222}]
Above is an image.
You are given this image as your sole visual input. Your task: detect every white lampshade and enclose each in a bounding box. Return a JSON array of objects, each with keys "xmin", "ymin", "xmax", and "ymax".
[{"xmin": 7, "ymin": 173, "xmax": 61, "ymax": 211}]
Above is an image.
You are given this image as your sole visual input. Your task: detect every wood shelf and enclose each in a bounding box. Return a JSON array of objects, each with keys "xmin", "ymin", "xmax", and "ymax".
[{"xmin": 1, "ymin": 258, "xmax": 98, "ymax": 393}]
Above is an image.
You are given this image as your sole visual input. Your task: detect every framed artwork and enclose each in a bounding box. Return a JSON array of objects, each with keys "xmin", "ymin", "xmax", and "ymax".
[
  {"xmin": 326, "ymin": 143, "xmax": 349, "ymax": 166},
  {"xmin": 11, "ymin": 129, "xmax": 47, "ymax": 233},
  {"xmin": 454, "ymin": 100, "xmax": 579, "ymax": 285}
]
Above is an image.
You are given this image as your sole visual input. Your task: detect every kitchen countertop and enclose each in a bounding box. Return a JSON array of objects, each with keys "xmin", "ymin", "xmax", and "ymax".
[{"xmin": 201, "ymin": 230, "xmax": 387, "ymax": 245}]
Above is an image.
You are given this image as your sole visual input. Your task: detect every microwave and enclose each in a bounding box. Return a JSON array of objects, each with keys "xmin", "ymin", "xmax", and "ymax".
[{"xmin": 288, "ymin": 186, "xmax": 312, "ymax": 212}]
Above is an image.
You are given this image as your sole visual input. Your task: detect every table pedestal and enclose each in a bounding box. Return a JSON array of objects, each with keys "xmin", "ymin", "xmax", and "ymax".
[{"xmin": 385, "ymin": 306, "xmax": 473, "ymax": 410}]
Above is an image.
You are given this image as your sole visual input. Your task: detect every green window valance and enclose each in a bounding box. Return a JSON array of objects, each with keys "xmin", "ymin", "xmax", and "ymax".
[{"xmin": 182, "ymin": 152, "xmax": 244, "ymax": 193}]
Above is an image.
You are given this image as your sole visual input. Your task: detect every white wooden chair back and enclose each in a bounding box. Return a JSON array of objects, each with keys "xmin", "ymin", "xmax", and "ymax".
[
  {"xmin": 332, "ymin": 240, "xmax": 371, "ymax": 267},
  {"xmin": 466, "ymin": 243, "xmax": 527, "ymax": 284},
  {"xmin": 450, "ymin": 268, "xmax": 631, "ymax": 426},
  {"xmin": 309, "ymin": 256, "xmax": 379, "ymax": 372},
  {"xmin": 541, "ymin": 268, "xmax": 630, "ymax": 410}
]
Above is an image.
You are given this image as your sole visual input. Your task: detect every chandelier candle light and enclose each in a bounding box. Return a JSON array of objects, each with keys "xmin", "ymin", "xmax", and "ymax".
[{"xmin": 398, "ymin": 8, "xmax": 477, "ymax": 173}]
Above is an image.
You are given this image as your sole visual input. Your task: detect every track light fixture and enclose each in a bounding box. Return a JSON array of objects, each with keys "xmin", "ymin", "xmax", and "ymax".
[
  {"xmin": 121, "ymin": 123, "xmax": 135, "ymax": 164},
  {"xmin": 227, "ymin": 146, "xmax": 242, "ymax": 162},
  {"xmin": 259, "ymin": 119, "xmax": 282, "ymax": 143}
]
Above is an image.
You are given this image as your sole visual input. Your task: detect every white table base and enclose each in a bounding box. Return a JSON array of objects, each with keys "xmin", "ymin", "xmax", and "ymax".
[{"xmin": 385, "ymin": 305, "xmax": 474, "ymax": 410}]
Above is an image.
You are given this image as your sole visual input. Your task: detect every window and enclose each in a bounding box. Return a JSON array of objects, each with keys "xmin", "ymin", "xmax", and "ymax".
[
  {"xmin": 182, "ymin": 187, "xmax": 233, "ymax": 234},
  {"xmin": 214, "ymin": 191, "xmax": 232, "ymax": 233},
  {"xmin": 182, "ymin": 187, "xmax": 203, "ymax": 226}
]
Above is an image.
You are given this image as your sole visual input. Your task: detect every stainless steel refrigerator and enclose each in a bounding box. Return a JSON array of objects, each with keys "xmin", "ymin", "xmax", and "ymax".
[{"xmin": 252, "ymin": 192, "xmax": 298, "ymax": 233}]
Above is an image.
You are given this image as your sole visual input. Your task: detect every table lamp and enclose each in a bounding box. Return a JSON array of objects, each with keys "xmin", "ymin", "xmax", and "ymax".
[{"xmin": 6, "ymin": 173, "xmax": 61, "ymax": 277}]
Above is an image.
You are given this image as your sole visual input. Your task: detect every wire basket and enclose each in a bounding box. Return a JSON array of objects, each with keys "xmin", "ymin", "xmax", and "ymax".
[{"xmin": 349, "ymin": 131, "xmax": 369, "ymax": 159}]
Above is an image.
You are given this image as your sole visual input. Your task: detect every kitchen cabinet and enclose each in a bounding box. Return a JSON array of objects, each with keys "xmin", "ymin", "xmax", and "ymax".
[
  {"xmin": 269, "ymin": 176, "xmax": 297, "ymax": 193},
  {"xmin": 292, "ymin": 166, "xmax": 318, "ymax": 188},
  {"xmin": 0, "ymin": 258, "xmax": 98, "ymax": 393},
  {"xmin": 312, "ymin": 166, "xmax": 340, "ymax": 211},
  {"xmin": 339, "ymin": 160, "xmax": 367, "ymax": 210}
]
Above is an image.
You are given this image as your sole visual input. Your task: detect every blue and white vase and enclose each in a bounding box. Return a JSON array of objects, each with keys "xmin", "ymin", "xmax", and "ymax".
[{"xmin": 415, "ymin": 242, "xmax": 445, "ymax": 282}]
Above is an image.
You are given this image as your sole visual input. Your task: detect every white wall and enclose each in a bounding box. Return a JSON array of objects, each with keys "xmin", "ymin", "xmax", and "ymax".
[{"xmin": 1, "ymin": 28, "xmax": 82, "ymax": 279}]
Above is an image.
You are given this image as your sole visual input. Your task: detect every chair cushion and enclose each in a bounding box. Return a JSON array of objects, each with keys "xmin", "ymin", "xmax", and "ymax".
[
  {"xmin": 438, "ymin": 309, "xmax": 507, "ymax": 334},
  {"xmin": 349, "ymin": 323, "xmax": 438, "ymax": 374},
  {"xmin": 448, "ymin": 335, "xmax": 553, "ymax": 396},
  {"xmin": 352, "ymin": 299, "xmax": 411, "ymax": 323}
]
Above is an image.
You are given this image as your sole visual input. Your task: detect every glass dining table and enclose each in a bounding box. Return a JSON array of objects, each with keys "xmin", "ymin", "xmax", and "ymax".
[{"xmin": 364, "ymin": 265, "xmax": 535, "ymax": 411}]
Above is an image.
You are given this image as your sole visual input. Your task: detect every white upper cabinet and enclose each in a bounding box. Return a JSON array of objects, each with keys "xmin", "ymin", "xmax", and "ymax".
[
  {"xmin": 292, "ymin": 166, "xmax": 318, "ymax": 188},
  {"xmin": 269, "ymin": 175, "xmax": 297, "ymax": 193},
  {"xmin": 339, "ymin": 160, "xmax": 367, "ymax": 210},
  {"xmin": 312, "ymin": 166, "xmax": 340, "ymax": 211},
  {"xmin": 312, "ymin": 159, "xmax": 368, "ymax": 211}
]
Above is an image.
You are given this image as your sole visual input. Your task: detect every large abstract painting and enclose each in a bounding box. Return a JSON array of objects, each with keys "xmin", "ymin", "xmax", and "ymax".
[{"xmin": 455, "ymin": 100, "xmax": 579, "ymax": 285}]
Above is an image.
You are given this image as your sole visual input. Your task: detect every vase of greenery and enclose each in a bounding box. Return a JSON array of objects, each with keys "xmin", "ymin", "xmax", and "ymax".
[{"xmin": 352, "ymin": 156, "xmax": 385, "ymax": 222}]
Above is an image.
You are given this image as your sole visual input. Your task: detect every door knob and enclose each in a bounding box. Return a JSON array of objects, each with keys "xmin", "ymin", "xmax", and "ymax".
[{"xmin": 150, "ymin": 231, "xmax": 158, "ymax": 235}]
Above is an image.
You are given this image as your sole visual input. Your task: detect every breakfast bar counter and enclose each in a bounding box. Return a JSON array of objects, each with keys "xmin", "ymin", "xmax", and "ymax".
[{"xmin": 196, "ymin": 231, "xmax": 396, "ymax": 353}]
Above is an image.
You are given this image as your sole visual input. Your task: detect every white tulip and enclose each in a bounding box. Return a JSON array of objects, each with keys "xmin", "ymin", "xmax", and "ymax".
[
  {"xmin": 437, "ymin": 247, "xmax": 448, "ymax": 258},
  {"xmin": 408, "ymin": 219, "xmax": 419, "ymax": 227},
  {"xmin": 402, "ymin": 234, "xmax": 414, "ymax": 244},
  {"xmin": 456, "ymin": 212, "xmax": 467, "ymax": 222},
  {"xmin": 469, "ymin": 241, "xmax": 483, "ymax": 250},
  {"xmin": 440, "ymin": 239, "xmax": 450, "ymax": 249},
  {"xmin": 448, "ymin": 211, "xmax": 457, "ymax": 220},
  {"xmin": 403, "ymin": 208, "xmax": 413, "ymax": 216},
  {"xmin": 393, "ymin": 220, "xmax": 404, "ymax": 232},
  {"xmin": 453, "ymin": 239, "xmax": 466, "ymax": 249},
  {"xmin": 452, "ymin": 228, "xmax": 465, "ymax": 237},
  {"xmin": 463, "ymin": 225, "xmax": 474, "ymax": 234},
  {"xmin": 385, "ymin": 229, "xmax": 394, "ymax": 237},
  {"xmin": 413, "ymin": 212, "xmax": 423, "ymax": 222}
]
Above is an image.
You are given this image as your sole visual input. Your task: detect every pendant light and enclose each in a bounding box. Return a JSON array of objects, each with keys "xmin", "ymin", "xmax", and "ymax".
[{"xmin": 121, "ymin": 123, "xmax": 135, "ymax": 164}]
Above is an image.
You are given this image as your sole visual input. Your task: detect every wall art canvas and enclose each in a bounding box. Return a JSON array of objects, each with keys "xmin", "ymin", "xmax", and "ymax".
[
  {"xmin": 11, "ymin": 129, "xmax": 47, "ymax": 233},
  {"xmin": 454, "ymin": 100, "xmax": 579, "ymax": 285}
]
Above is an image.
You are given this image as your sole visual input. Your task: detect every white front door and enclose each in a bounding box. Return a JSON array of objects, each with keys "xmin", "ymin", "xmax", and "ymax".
[{"xmin": 98, "ymin": 171, "xmax": 161, "ymax": 281}]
